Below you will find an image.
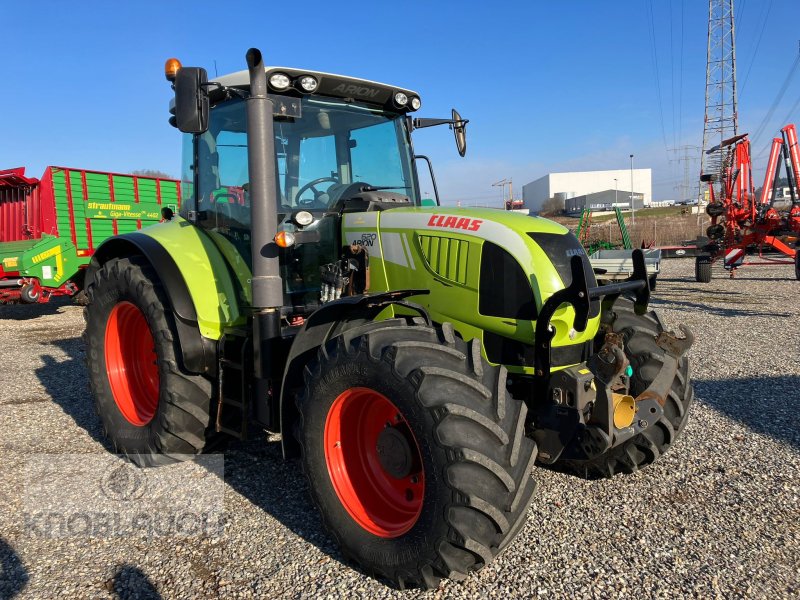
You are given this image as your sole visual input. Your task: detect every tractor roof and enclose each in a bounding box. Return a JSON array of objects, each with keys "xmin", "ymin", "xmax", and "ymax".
[{"xmin": 215, "ymin": 66, "xmax": 419, "ymax": 109}]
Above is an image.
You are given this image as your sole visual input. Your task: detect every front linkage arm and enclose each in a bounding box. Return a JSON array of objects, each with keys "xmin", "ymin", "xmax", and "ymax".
[
  {"xmin": 533, "ymin": 249, "xmax": 651, "ymax": 378},
  {"xmin": 532, "ymin": 250, "xmax": 694, "ymax": 464}
]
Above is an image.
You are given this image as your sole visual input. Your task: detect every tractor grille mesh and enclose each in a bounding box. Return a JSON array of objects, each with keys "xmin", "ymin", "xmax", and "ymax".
[{"xmin": 417, "ymin": 235, "xmax": 469, "ymax": 285}]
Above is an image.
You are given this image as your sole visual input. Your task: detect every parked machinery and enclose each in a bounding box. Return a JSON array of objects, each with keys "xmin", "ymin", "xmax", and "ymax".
[
  {"xmin": 0, "ymin": 167, "xmax": 179, "ymax": 304},
  {"xmin": 83, "ymin": 48, "xmax": 695, "ymax": 588},
  {"xmin": 697, "ymin": 124, "xmax": 800, "ymax": 281}
]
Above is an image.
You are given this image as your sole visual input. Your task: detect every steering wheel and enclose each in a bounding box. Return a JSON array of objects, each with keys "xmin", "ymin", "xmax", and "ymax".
[{"xmin": 295, "ymin": 176, "xmax": 339, "ymax": 207}]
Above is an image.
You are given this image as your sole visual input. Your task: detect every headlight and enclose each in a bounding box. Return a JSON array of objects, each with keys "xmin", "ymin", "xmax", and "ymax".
[
  {"xmin": 299, "ymin": 75, "xmax": 318, "ymax": 92},
  {"xmin": 293, "ymin": 210, "xmax": 314, "ymax": 227},
  {"xmin": 394, "ymin": 92, "xmax": 408, "ymax": 106},
  {"xmin": 269, "ymin": 73, "xmax": 291, "ymax": 90},
  {"xmin": 410, "ymin": 97, "xmax": 421, "ymax": 111}
]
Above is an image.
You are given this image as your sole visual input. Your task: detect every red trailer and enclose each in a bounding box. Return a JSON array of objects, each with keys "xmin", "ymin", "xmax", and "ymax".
[{"xmin": 0, "ymin": 166, "xmax": 181, "ymax": 303}]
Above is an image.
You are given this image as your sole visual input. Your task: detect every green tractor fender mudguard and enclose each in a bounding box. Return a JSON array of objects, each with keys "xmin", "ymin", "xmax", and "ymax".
[
  {"xmin": 86, "ymin": 219, "xmax": 244, "ymax": 375},
  {"xmin": 279, "ymin": 290, "xmax": 429, "ymax": 458}
]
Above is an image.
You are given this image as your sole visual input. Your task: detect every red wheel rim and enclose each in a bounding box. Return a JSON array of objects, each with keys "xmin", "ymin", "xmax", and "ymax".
[
  {"xmin": 324, "ymin": 387, "xmax": 425, "ymax": 538},
  {"xmin": 105, "ymin": 301, "xmax": 160, "ymax": 426}
]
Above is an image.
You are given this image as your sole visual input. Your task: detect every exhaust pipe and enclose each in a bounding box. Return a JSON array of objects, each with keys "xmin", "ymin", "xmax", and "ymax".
[
  {"xmin": 246, "ymin": 48, "xmax": 284, "ymax": 425},
  {"xmin": 246, "ymin": 47, "xmax": 282, "ymax": 311}
]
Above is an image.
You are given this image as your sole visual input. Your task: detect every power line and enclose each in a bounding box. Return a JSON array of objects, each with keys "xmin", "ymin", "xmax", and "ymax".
[
  {"xmin": 751, "ymin": 52, "xmax": 800, "ymax": 146},
  {"xmin": 669, "ymin": 0, "xmax": 677, "ymax": 150},
  {"xmin": 678, "ymin": 0, "xmax": 685, "ymax": 147},
  {"xmin": 754, "ymin": 91, "xmax": 800, "ymax": 160},
  {"xmin": 646, "ymin": 0, "xmax": 670, "ymax": 155},
  {"xmin": 738, "ymin": 0, "xmax": 773, "ymax": 99}
]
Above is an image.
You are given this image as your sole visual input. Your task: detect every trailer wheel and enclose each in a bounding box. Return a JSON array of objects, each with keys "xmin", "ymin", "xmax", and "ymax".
[
  {"xmin": 558, "ymin": 298, "xmax": 693, "ymax": 479},
  {"xmin": 695, "ymin": 256, "xmax": 712, "ymax": 283},
  {"xmin": 20, "ymin": 283, "xmax": 40, "ymax": 304},
  {"xmin": 295, "ymin": 321, "xmax": 537, "ymax": 589},
  {"xmin": 84, "ymin": 256, "xmax": 216, "ymax": 467}
]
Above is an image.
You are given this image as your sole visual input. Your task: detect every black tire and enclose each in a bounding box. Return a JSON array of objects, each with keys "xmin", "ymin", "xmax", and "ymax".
[
  {"xmin": 695, "ymin": 256, "xmax": 712, "ymax": 283},
  {"xmin": 295, "ymin": 320, "xmax": 537, "ymax": 589},
  {"xmin": 84, "ymin": 256, "xmax": 217, "ymax": 467},
  {"xmin": 20, "ymin": 283, "xmax": 40, "ymax": 303},
  {"xmin": 558, "ymin": 298, "xmax": 693, "ymax": 479}
]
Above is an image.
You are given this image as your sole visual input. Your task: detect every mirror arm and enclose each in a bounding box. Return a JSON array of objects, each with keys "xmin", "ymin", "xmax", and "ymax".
[
  {"xmin": 415, "ymin": 155, "xmax": 441, "ymax": 206},
  {"xmin": 412, "ymin": 117, "xmax": 469, "ymax": 130},
  {"xmin": 200, "ymin": 81, "xmax": 248, "ymax": 102}
]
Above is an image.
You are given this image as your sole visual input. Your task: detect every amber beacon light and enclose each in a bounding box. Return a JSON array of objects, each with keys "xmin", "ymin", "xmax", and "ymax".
[{"xmin": 164, "ymin": 58, "xmax": 182, "ymax": 82}]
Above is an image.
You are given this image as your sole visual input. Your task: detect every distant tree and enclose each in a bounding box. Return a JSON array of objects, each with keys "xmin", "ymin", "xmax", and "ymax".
[
  {"xmin": 131, "ymin": 169, "xmax": 173, "ymax": 180},
  {"xmin": 539, "ymin": 196, "xmax": 564, "ymax": 216}
]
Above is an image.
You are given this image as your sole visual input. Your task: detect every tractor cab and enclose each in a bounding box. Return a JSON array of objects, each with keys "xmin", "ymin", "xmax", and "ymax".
[{"xmin": 173, "ymin": 64, "xmax": 461, "ymax": 312}]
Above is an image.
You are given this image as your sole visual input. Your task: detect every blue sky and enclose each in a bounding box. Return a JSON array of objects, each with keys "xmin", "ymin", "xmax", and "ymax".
[{"xmin": 2, "ymin": 0, "xmax": 799, "ymax": 205}]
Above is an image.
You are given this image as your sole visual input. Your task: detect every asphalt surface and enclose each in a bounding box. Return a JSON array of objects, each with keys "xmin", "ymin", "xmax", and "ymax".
[{"xmin": 0, "ymin": 258, "xmax": 798, "ymax": 599}]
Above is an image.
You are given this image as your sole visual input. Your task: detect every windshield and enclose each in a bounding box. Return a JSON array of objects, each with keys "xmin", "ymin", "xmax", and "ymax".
[{"xmin": 183, "ymin": 95, "xmax": 420, "ymax": 220}]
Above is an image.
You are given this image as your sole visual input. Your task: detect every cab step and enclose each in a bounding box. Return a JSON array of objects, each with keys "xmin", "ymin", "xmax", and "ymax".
[{"xmin": 215, "ymin": 330, "xmax": 252, "ymax": 439}]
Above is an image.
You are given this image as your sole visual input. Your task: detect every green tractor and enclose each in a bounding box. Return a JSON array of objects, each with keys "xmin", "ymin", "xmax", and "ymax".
[{"xmin": 83, "ymin": 48, "xmax": 694, "ymax": 588}]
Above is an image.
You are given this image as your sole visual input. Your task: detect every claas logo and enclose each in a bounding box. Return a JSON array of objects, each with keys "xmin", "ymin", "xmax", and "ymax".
[{"xmin": 427, "ymin": 215, "xmax": 483, "ymax": 232}]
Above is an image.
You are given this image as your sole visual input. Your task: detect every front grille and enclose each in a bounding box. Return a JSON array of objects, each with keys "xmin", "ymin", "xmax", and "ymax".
[{"xmin": 418, "ymin": 234, "xmax": 469, "ymax": 284}]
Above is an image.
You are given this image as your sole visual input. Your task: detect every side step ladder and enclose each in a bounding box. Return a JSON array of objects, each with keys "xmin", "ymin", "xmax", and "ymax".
[{"xmin": 216, "ymin": 330, "xmax": 252, "ymax": 439}]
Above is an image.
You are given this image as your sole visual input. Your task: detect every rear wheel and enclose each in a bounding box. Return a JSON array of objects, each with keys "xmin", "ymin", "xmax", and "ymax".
[
  {"xmin": 296, "ymin": 320, "xmax": 537, "ymax": 588},
  {"xmin": 84, "ymin": 256, "xmax": 216, "ymax": 467},
  {"xmin": 695, "ymin": 256, "xmax": 712, "ymax": 282},
  {"xmin": 557, "ymin": 298, "xmax": 693, "ymax": 479}
]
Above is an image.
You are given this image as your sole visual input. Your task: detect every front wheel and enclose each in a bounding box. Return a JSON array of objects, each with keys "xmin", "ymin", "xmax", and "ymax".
[
  {"xmin": 557, "ymin": 298, "xmax": 694, "ymax": 479},
  {"xmin": 296, "ymin": 320, "xmax": 537, "ymax": 588},
  {"xmin": 84, "ymin": 256, "xmax": 216, "ymax": 467}
]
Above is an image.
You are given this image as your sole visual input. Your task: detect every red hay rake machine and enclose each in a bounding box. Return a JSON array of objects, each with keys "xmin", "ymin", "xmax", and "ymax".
[{"xmin": 696, "ymin": 124, "xmax": 800, "ymax": 282}]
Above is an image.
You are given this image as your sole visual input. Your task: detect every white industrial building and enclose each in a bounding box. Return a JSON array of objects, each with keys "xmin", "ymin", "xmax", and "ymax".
[{"xmin": 522, "ymin": 169, "xmax": 652, "ymax": 213}]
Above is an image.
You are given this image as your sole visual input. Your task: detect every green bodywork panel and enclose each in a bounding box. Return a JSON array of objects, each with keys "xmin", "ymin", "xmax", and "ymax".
[
  {"xmin": 140, "ymin": 218, "xmax": 247, "ymax": 339},
  {"xmin": 342, "ymin": 208, "xmax": 600, "ymax": 373},
  {"xmin": 0, "ymin": 235, "xmax": 80, "ymax": 288},
  {"xmin": 129, "ymin": 208, "xmax": 598, "ymax": 373}
]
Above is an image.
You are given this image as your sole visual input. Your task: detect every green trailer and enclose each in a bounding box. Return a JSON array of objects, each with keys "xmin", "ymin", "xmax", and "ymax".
[{"xmin": 0, "ymin": 166, "xmax": 181, "ymax": 303}]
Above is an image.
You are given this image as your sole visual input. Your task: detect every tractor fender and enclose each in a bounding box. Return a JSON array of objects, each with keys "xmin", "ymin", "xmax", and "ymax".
[
  {"xmin": 279, "ymin": 290, "xmax": 430, "ymax": 458},
  {"xmin": 87, "ymin": 225, "xmax": 241, "ymax": 375}
]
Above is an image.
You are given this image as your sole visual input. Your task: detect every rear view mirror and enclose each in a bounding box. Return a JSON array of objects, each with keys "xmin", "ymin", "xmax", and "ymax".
[
  {"xmin": 174, "ymin": 67, "xmax": 209, "ymax": 134},
  {"xmin": 452, "ymin": 109, "xmax": 467, "ymax": 157}
]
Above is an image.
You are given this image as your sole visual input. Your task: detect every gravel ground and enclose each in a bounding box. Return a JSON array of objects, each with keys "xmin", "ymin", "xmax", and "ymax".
[{"xmin": 0, "ymin": 258, "xmax": 798, "ymax": 599}]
